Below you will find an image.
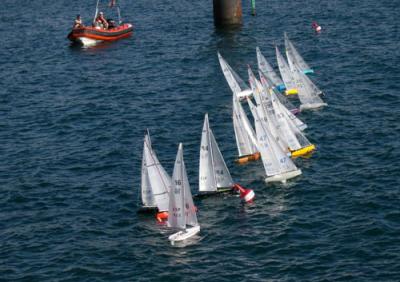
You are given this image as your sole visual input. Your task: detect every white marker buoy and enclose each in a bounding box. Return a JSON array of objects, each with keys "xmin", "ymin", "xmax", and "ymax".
[{"xmin": 312, "ymin": 21, "xmax": 322, "ymax": 33}]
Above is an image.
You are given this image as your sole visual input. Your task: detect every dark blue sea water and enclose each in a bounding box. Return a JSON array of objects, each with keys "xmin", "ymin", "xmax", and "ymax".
[{"xmin": 1, "ymin": 0, "xmax": 400, "ymax": 281}]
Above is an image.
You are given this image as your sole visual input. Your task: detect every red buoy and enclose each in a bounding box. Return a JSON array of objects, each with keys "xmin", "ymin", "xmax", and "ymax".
[
  {"xmin": 233, "ymin": 184, "xmax": 255, "ymax": 203},
  {"xmin": 312, "ymin": 21, "xmax": 322, "ymax": 33},
  {"xmin": 156, "ymin": 211, "xmax": 169, "ymax": 222}
]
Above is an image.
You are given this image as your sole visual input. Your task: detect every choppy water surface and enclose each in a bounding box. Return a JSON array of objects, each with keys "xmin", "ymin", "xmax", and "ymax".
[{"xmin": 1, "ymin": 0, "xmax": 400, "ymax": 281}]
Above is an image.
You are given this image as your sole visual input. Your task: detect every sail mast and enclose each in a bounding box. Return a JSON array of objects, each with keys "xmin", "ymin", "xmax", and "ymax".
[
  {"xmin": 180, "ymin": 144, "xmax": 186, "ymax": 228},
  {"xmin": 206, "ymin": 115, "xmax": 218, "ymax": 190},
  {"xmin": 141, "ymin": 135, "xmax": 155, "ymax": 207},
  {"xmin": 94, "ymin": 0, "xmax": 100, "ymax": 23}
]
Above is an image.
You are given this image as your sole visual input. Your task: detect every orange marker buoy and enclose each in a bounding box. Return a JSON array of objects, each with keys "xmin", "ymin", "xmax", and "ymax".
[
  {"xmin": 233, "ymin": 184, "xmax": 255, "ymax": 203},
  {"xmin": 156, "ymin": 211, "xmax": 169, "ymax": 222}
]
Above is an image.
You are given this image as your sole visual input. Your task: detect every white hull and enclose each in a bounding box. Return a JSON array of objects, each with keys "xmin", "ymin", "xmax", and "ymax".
[
  {"xmin": 169, "ymin": 226, "xmax": 200, "ymax": 244},
  {"xmin": 265, "ymin": 169, "xmax": 302, "ymax": 183},
  {"xmin": 298, "ymin": 124, "xmax": 308, "ymax": 131},
  {"xmin": 236, "ymin": 89, "xmax": 253, "ymax": 100},
  {"xmin": 300, "ymin": 103, "xmax": 328, "ymax": 111},
  {"xmin": 78, "ymin": 37, "xmax": 102, "ymax": 46},
  {"xmin": 196, "ymin": 187, "xmax": 234, "ymax": 198}
]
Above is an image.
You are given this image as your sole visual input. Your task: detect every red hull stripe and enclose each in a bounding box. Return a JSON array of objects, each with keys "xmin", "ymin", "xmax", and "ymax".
[{"xmin": 68, "ymin": 24, "xmax": 133, "ymax": 42}]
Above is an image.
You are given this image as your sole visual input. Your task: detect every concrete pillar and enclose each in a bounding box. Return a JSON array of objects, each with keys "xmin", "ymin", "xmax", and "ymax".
[{"xmin": 213, "ymin": 0, "xmax": 242, "ymax": 26}]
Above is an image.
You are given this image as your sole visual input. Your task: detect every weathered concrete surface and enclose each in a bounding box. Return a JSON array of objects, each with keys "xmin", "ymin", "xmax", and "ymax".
[{"xmin": 213, "ymin": 0, "xmax": 242, "ymax": 26}]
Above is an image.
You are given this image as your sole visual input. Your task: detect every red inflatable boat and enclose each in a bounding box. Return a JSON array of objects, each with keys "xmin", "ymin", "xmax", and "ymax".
[
  {"xmin": 68, "ymin": 23, "xmax": 133, "ymax": 46},
  {"xmin": 68, "ymin": 0, "xmax": 133, "ymax": 46}
]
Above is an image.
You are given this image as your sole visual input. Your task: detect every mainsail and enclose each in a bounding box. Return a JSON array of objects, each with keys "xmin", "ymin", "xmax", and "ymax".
[
  {"xmin": 247, "ymin": 99, "xmax": 299, "ymax": 177},
  {"xmin": 256, "ymin": 47, "xmax": 284, "ymax": 89},
  {"xmin": 276, "ymin": 46, "xmax": 297, "ymax": 93},
  {"xmin": 258, "ymin": 70, "xmax": 298, "ymax": 114},
  {"xmin": 252, "ymin": 68, "xmax": 309, "ymax": 153},
  {"xmin": 141, "ymin": 134, "xmax": 155, "ymax": 208},
  {"xmin": 285, "ymin": 39, "xmax": 322, "ymax": 96},
  {"xmin": 291, "ymin": 64, "xmax": 327, "ymax": 110},
  {"xmin": 269, "ymin": 87, "xmax": 314, "ymax": 152},
  {"xmin": 143, "ymin": 132, "xmax": 171, "ymax": 212},
  {"xmin": 218, "ymin": 52, "xmax": 252, "ymax": 99},
  {"xmin": 248, "ymin": 66, "xmax": 289, "ymax": 154},
  {"xmin": 168, "ymin": 143, "xmax": 198, "ymax": 229},
  {"xmin": 232, "ymin": 94, "xmax": 258, "ymax": 157},
  {"xmin": 199, "ymin": 114, "xmax": 233, "ymax": 192},
  {"xmin": 302, "ymin": 70, "xmax": 323, "ymax": 95},
  {"xmin": 284, "ymin": 32, "xmax": 313, "ymax": 74},
  {"xmin": 199, "ymin": 114, "xmax": 217, "ymax": 192},
  {"xmin": 258, "ymin": 71, "xmax": 307, "ymax": 131}
]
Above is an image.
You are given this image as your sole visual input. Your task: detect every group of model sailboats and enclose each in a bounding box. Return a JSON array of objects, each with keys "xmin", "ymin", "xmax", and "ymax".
[
  {"xmin": 137, "ymin": 33, "xmax": 326, "ymax": 245},
  {"xmin": 218, "ymin": 33, "xmax": 327, "ymax": 184},
  {"xmin": 139, "ymin": 114, "xmax": 255, "ymax": 244}
]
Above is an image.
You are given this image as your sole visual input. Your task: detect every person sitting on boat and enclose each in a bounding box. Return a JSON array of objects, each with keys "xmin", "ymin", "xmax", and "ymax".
[
  {"xmin": 95, "ymin": 12, "xmax": 109, "ymax": 29},
  {"xmin": 73, "ymin": 15, "xmax": 83, "ymax": 28},
  {"xmin": 107, "ymin": 19, "xmax": 116, "ymax": 29}
]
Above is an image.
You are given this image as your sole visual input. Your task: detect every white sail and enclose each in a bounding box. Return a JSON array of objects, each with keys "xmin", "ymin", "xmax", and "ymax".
[
  {"xmin": 272, "ymin": 101, "xmax": 302, "ymax": 150},
  {"xmin": 248, "ymin": 67, "xmax": 289, "ymax": 153},
  {"xmin": 258, "ymin": 70, "xmax": 298, "ymax": 114},
  {"xmin": 284, "ymin": 32, "xmax": 312, "ymax": 74},
  {"xmin": 303, "ymin": 71, "xmax": 323, "ymax": 95},
  {"xmin": 292, "ymin": 64, "xmax": 327, "ymax": 110},
  {"xmin": 180, "ymin": 144, "xmax": 198, "ymax": 227},
  {"xmin": 285, "ymin": 40, "xmax": 297, "ymax": 73},
  {"xmin": 143, "ymin": 134, "xmax": 171, "ymax": 212},
  {"xmin": 269, "ymin": 90, "xmax": 312, "ymax": 151},
  {"xmin": 168, "ymin": 143, "xmax": 198, "ymax": 229},
  {"xmin": 255, "ymin": 70, "xmax": 305, "ymax": 152},
  {"xmin": 286, "ymin": 112, "xmax": 313, "ymax": 149},
  {"xmin": 232, "ymin": 94, "xmax": 258, "ymax": 157},
  {"xmin": 259, "ymin": 71, "xmax": 307, "ymax": 131},
  {"xmin": 199, "ymin": 114, "xmax": 218, "ymax": 192},
  {"xmin": 141, "ymin": 134, "xmax": 155, "ymax": 208},
  {"xmin": 168, "ymin": 144, "xmax": 187, "ymax": 229},
  {"xmin": 247, "ymin": 99, "xmax": 299, "ymax": 177},
  {"xmin": 285, "ymin": 39, "xmax": 321, "ymax": 96},
  {"xmin": 209, "ymin": 129, "xmax": 233, "ymax": 188},
  {"xmin": 199, "ymin": 114, "xmax": 233, "ymax": 192},
  {"xmin": 256, "ymin": 47, "xmax": 284, "ymax": 88},
  {"xmin": 283, "ymin": 102, "xmax": 307, "ymax": 131},
  {"xmin": 218, "ymin": 52, "xmax": 252, "ymax": 99},
  {"xmin": 276, "ymin": 46, "xmax": 297, "ymax": 91}
]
